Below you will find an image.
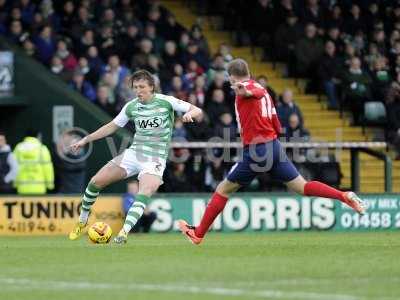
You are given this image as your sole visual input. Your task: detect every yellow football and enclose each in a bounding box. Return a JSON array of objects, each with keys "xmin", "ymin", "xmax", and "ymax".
[{"xmin": 87, "ymin": 222, "xmax": 113, "ymax": 244}]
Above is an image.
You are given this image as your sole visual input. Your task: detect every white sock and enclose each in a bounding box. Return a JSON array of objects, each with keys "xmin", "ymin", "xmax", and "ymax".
[
  {"xmin": 79, "ymin": 210, "xmax": 90, "ymax": 224},
  {"xmin": 122, "ymin": 202, "xmax": 146, "ymax": 233}
]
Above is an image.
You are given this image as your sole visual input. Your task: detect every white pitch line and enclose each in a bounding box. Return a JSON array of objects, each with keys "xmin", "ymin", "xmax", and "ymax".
[{"xmin": 0, "ymin": 278, "xmax": 366, "ymax": 300}]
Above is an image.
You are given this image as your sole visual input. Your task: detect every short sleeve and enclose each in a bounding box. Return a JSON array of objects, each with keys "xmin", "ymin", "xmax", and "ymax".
[
  {"xmin": 113, "ymin": 103, "xmax": 130, "ymax": 127},
  {"xmin": 164, "ymin": 95, "xmax": 191, "ymax": 113}
]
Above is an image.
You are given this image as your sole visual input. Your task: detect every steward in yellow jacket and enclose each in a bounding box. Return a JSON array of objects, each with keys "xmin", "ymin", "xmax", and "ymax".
[{"xmin": 14, "ymin": 136, "xmax": 54, "ymax": 194}]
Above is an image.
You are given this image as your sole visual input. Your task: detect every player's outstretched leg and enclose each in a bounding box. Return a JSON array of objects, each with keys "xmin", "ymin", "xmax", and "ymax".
[
  {"xmin": 114, "ymin": 196, "xmax": 148, "ymax": 244},
  {"xmin": 114, "ymin": 173, "xmax": 161, "ymax": 244},
  {"xmin": 69, "ymin": 182, "xmax": 101, "ymax": 240},
  {"xmin": 288, "ymin": 177, "xmax": 366, "ymax": 215},
  {"xmin": 179, "ymin": 179, "xmax": 240, "ymax": 245},
  {"xmin": 69, "ymin": 163, "xmax": 127, "ymax": 240}
]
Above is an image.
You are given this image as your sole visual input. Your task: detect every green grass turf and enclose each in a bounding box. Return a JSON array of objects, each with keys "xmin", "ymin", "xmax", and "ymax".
[{"xmin": 0, "ymin": 232, "xmax": 399, "ymax": 300}]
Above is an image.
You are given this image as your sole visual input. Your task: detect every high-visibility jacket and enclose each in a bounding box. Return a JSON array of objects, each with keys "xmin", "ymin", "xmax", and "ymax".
[{"xmin": 13, "ymin": 137, "xmax": 54, "ymax": 195}]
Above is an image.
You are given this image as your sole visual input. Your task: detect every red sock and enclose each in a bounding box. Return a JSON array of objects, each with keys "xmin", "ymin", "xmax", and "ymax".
[
  {"xmin": 195, "ymin": 192, "xmax": 228, "ymax": 238},
  {"xmin": 304, "ymin": 181, "xmax": 346, "ymax": 203}
]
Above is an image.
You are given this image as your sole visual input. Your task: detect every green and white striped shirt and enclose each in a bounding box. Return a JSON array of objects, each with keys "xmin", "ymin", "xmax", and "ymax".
[{"xmin": 113, "ymin": 93, "xmax": 191, "ymax": 159}]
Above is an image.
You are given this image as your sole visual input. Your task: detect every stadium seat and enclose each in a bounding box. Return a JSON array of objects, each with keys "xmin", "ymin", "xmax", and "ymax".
[
  {"xmin": 364, "ymin": 102, "xmax": 387, "ymax": 122},
  {"xmin": 362, "ymin": 101, "xmax": 387, "ymax": 134}
]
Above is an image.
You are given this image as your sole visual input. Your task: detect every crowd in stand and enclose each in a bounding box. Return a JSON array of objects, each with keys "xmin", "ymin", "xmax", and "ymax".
[
  {"xmin": 220, "ymin": 0, "xmax": 400, "ymax": 159},
  {"xmin": 4, "ymin": 0, "xmax": 382, "ymax": 193}
]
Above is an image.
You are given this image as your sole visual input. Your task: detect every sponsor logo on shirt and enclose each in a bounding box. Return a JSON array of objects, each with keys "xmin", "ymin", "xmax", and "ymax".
[{"xmin": 137, "ymin": 117, "xmax": 163, "ymax": 129}]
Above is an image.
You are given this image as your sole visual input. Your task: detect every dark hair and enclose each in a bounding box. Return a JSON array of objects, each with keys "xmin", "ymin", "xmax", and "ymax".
[
  {"xmin": 0, "ymin": 130, "xmax": 5, "ymax": 137},
  {"xmin": 25, "ymin": 129, "xmax": 39, "ymax": 137},
  {"xmin": 130, "ymin": 69, "xmax": 156, "ymax": 91},
  {"xmin": 227, "ymin": 58, "xmax": 250, "ymax": 77}
]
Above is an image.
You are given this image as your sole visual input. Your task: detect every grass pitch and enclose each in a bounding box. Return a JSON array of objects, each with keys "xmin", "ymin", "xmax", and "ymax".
[{"xmin": 0, "ymin": 232, "xmax": 399, "ymax": 300}]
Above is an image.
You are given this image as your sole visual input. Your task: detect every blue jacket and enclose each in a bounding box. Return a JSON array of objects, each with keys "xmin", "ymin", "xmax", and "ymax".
[{"xmin": 122, "ymin": 193, "xmax": 136, "ymax": 215}]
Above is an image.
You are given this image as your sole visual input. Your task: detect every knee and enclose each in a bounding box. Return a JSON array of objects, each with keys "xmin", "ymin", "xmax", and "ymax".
[
  {"xmin": 139, "ymin": 183, "xmax": 159, "ymax": 197},
  {"xmin": 90, "ymin": 176, "xmax": 106, "ymax": 189},
  {"xmin": 216, "ymin": 181, "xmax": 237, "ymax": 197}
]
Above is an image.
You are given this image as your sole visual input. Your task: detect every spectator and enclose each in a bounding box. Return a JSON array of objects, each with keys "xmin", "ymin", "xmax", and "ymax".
[
  {"xmin": 168, "ymin": 76, "xmax": 188, "ymax": 101},
  {"xmin": 117, "ymin": 24, "xmax": 141, "ymax": 63},
  {"xmin": 143, "ymin": 22, "xmax": 164, "ymax": 54},
  {"xmin": 185, "ymin": 111, "xmax": 212, "ymax": 141},
  {"xmin": 86, "ymin": 46, "xmax": 104, "ymax": 81},
  {"xmin": 248, "ymin": 0, "xmax": 274, "ymax": 53},
  {"xmin": 76, "ymin": 56, "xmax": 98, "ymax": 85},
  {"xmin": 206, "ymin": 89, "xmax": 230, "ymax": 126},
  {"xmin": 131, "ymin": 38, "xmax": 153, "ymax": 69},
  {"xmin": 70, "ymin": 6, "xmax": 94, "ymax": 40},
  {"xmin": 98, "ymin": 71, "xmax": 118, "ymax": 103},
  {"xmin": 50, "ymin": 55, "xmax": 71, "ymax": 82},
  {"xmin": 95, "ymin": 85, "xmax": 115, "ymax": 115},
  {"xmin": 325, "ymin": 5, "xmax": 344, "ymax": 31},
  {"xmin": 162, "ymin": 40, "xmax": 182, "ymax": 70},
  {"xmin": 364, "ymin": 43, "xmax": 382, "ymax": 71},
  {"xmin": 218, "ymin": 43, "xmax": 233, "ymax": 66},
  {"xmin": 276, "ymin": 88, "xmax": 304, "ymax": 129},
  {"xmin": 214, "ymin": 112, "xmax": 237, "ymax": 141},
  {"xmin": 285, "ymin": 113, "xmax": 311, "ymax": 162},
  {"xmin": 192, "ymin": 75, "xmax": 207, "ymax": 108},
  {"xmin": 7, "ymin": 20, "xmax": 26, "ymax": 44},
  {"xmin": 343, "ymin": 43, "xmax": 357, "ymax": 68},
  {"xmin": 326, "ymin": 26, "xmax": 344, "ymax": 54},
  {"xmin": 274, "ymin": 12, "xmax": 302, "ymax": 64},
  {"xmin": 55, "ymin": 39, "xmax": 78, "ymax": 71},
  {"xmin": 342, "ymin": 56, "xmax": 372, "ymax": 124},
  {"xmin": 206, "ymin": 54, "xmax": 228, "ymax": 86},
  {"xmin": 172, "ymin": 119, "xmax": 188, "ymax": 141},
  {"xmin": 386, "ymin": 75, "xmax": 400, "ymax": 159},
  {"xmin": 101, "ymin": 54, "xmax": 130, "ymax": 89},
  {"xmin": 19, "ymin": 0, "xmax": 36, "ymax": 26},
  {"xmin": 33, "ymin": 25, "xmax": 56, "ymax": 64},
  {"xmin": 54, "ymin": 131, "xmax": 86, "ymax": 194},
  {"xmin": 318, "ymin": 41, "xmax": 341, "ymax": 109},
  {"xmin": 22, "ymin": 37, "xmax": 37, "ymax": 58},
  {"xmin": 256, "ymin": 75, "xmax": 278, "ymax": 105},
  {"xmin": 206, "ymin": 71, "xmax": 233, "ymax": 107},
  {"xmin": 96, "ymin": 25, "xmax": 117, "ymax": 59},
  {"xmin": 285, "ymin": 113, "xmax": 310, "ymax": 142},
  {"xmin": 161, "ymin": 13, "xmax": 185, "ymax": 41},
  {"xmin": 76, "ymin": 29, "xmax": 96, "ymax": 57},
  {"xmin": 294, "ymin": 23, "xmax": 324, "ymax": 79},
  {"xmin": 0, "ymin": 131, "xmax": 18, "ymax": 194},
  {"xmin": 182, "ymin": 41, "xmax": 209, "ymax": 71},
  {"xmin": 344, "ymin": 4, "xmax": 366, "ymax": 36},
  {"xmin": 371, "ymin": 56, "xmax": 391, "ymax": 101},
  {"xmin": 116, "ymin": 74, "xmax": 136, "ymax": 111},
  {"xmin": 14, "ymin": 129, "xmax": 54, "ymax": 195},
  {"xmin": 69, "ymin": 69, "xmax": 96, "ymax": 102},
  {"xmin": 60, "ymin": 1, "xmax": 75, "ymax": 32},
  {"xmin": 301, "ymin": 0, "xmax": 325, "ymax": 31},
  {"xmin": 190, "ymin": 25, "xmax": 210, "ymax": 57},
  {"xmin": 122, "ymin": 180, "xmax": 157, "ymax": 233},
  {"xmin": 164, "ymin": 162, "xmax": 193, "ymax": 192}
]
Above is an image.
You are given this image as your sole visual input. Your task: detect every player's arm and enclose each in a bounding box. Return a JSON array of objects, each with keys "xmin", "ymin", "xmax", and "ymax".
[
  {"xmin": 70, "ymin": 121, "xmax": 120, "ymax": 153},
  {"xmin": 182, "ymin": 104, "xmax": 203, "ymax": 123},
  {"xmin": 233, "ymin": 82, "xmax": 264, "ymax": 99},
  {"xmin": 166, "ymin": 96, "xmax": 203, "ymax": 123},
  {"xmin": 71, "ymin": 103, "xmax": 130, "ymax": 153}
]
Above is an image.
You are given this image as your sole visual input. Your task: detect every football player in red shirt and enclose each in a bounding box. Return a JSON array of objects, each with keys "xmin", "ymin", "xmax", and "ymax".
[{"xmin": 178, "ymin": 58, "xmax": 366, "ymax": 245}]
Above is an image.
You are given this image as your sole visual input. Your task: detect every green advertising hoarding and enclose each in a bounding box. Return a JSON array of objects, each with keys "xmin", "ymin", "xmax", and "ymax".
[
  {"xmin": 147, "ymin": 194, "xmax": 400, "ymax": 232},
  {"xmin": 0, "ymin": 194, "xmax": 398, "ymax": 235}
]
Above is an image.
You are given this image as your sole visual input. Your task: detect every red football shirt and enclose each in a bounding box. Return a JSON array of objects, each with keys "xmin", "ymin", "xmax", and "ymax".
[{"xmin": 234, "ymin": 79, "xmax": 282, "ymax": 145}]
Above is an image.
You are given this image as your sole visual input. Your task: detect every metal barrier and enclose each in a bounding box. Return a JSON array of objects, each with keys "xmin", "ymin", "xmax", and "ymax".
[{"xmin": 170, "ymin": 141, "xmax": 391, "ymax": 192}]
